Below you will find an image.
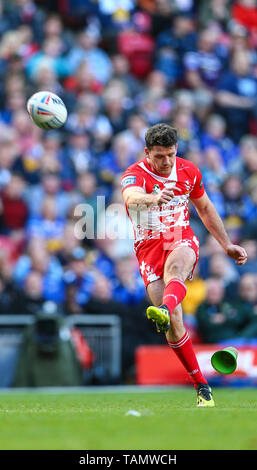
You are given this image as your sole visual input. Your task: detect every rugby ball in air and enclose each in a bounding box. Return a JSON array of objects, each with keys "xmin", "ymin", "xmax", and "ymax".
[{"xmin": 27, "ymin": 91, "xmax": 67, "ymax": 129}]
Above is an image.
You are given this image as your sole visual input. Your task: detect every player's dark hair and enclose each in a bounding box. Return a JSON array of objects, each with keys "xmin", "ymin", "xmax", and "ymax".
[{"xmin": 145, "ymin": 123, "xmax": 178, "ymax": 150}]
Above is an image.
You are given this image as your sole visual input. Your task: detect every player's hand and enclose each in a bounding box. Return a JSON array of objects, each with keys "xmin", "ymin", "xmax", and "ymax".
[
  {"xmin": 225, "ymin": 244, "xmax": 248, "ymax": 265},
  {"xmin": 155, "ymin": 186, "xmax": 181, "ymax": 206}
]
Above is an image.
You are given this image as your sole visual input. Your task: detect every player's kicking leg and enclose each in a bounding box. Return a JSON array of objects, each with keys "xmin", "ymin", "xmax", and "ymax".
[{"xmin": 146, "ymin": 247, "xmax": 214, "ymax": 407}]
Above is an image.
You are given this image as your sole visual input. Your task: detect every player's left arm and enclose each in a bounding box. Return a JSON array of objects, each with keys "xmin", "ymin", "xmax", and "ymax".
[{"xmin": 190, "ymin": 191, "xmax": 248, "ymax": 266}]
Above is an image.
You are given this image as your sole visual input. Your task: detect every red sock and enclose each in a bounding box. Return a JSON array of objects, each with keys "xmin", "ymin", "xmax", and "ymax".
[
  {"xmin": 168, "ymin": 332, "xmax": 208, "ymax": 389},
  {"xmin": 162, "ymin": 278, "xmax": 187, "ymax": 315}
]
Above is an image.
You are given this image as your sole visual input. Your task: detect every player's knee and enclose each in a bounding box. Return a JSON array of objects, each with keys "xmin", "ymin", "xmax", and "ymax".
[{"xmin": 164, "ymin": 261, "xmax": 184, "ymax": 283}]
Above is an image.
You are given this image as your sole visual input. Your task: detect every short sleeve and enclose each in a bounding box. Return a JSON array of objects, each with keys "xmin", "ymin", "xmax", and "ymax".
[
  {"xmin": 120, "ymin": 170, "xmax": 145, "ymax": 193},
  {"xmin": 190, "ymin": 166, "xmax": 205, "ymax": 199}
]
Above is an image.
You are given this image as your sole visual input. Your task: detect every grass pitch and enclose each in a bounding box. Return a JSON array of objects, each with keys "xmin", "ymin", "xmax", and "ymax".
[{"xmin": 0, "ymin": 387, "xmax": 256, "ymax": 450}]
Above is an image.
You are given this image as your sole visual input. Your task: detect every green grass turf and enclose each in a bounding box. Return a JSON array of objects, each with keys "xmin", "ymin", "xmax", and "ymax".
[{"xmin": 0, "ymin": 387, "xmax": 256, "ymax": 450}]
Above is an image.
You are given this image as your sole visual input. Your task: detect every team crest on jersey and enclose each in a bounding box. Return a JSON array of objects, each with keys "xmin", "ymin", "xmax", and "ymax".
[{"xmin": 152, "ymin": 184, "xmax": 161, "ymax": 194}]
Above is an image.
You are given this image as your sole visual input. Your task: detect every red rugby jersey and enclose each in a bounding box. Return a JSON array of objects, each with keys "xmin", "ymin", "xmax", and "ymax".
[{"xmin": 121, "ymin": 156, "xmax": 205, "ymax": 246}]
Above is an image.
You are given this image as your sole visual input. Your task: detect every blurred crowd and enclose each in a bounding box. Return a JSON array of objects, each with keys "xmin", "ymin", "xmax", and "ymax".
[{"xmin": 0, "ymin": 0, "xmax": 257, "ymax": 376}]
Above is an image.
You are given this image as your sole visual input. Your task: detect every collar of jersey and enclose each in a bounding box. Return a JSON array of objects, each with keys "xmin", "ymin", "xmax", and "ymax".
[{"xmin": 139, "ymin": 157, "xmax": 177, "ymax": 182}]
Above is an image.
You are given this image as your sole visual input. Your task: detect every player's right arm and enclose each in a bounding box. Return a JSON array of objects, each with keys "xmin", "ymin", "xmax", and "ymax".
[
  {"xmin": 122, "ymin": 186, "xmax": 176, "ymax": 208},
  {"xmin": 121, "ymin": 169, "xmax": 176, "ymax": 208}
]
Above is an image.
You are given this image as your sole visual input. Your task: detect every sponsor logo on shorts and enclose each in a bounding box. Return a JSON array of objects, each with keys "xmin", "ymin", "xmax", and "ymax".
[{"xmin": 139, "ymin": 261, "xmax": 160, "ymax": 283}]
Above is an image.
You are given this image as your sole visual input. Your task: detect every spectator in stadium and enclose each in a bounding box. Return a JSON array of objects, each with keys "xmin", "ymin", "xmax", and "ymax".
[
  {"xmin": 85, "ymin": 272, "xmax": 127, "ymax": 314},
  {"xmin": 42, "ymin": 13, "xmax": 72, "ymax": 53},
  {"xmin": 73, "ymin": 171, "xmax": 99, "ymax": 209},
  {"xmin": 157, "ymin": 11, "xmax": 197, "ymax": 56},
  {"xmin": 208, "ymin": 252, "xmax": 240, "ymax": 287},
  {"xmin": 135, "ymin": 70, "xmax": 173, "ymax": 126},
  {"xmin": 13, "ymin": 270, "xmax": 45, "ymax": 315},
  {"xmin": 102, "ymin": 79, "xmax": 132, "ymax": 135},
  {"xmin": 39, "ymin": 155, "xmax": 61, "ymax": 179},
  {"xmin": 24, "ymin": 170, "xmax": 71, "ymax": 218},
  {"xmin": 64, "ymin": 93, "xmax": 112, "ymax": 153},
  {"xmin": 14, "ymin": 140, "xmax": 62, "ymax": 188},
  {"xmin": 231, "ymin": 0, "xmax": 257, "ymax": 38},
  {"xmin": 0, "ymin": 1, "xmax": 12, "ymax": 38},
  {"xmin": 234, "ymin": 239, "xmax": 257, "ymax": 275},
  {"xmin": 198, "ymin": 0, "xmax": 231, "ymax": 30},
  {"xmin": 171, "ymin": 104, "xmax": 200, "ymax": 157},
  {"xmin": 26, "ymin": 35, "xmax": 70, "ymax": 80},
  {"xmin": 61, "ymin": 128, "xmax": 97, "ymax": 184},
  {"xmin": 4, "ymin": 0, "xmax": 45, "ymax": 43},
  {"xmin": 99, "ymin": 133, "xmax": 135, "ymax": 197},
  {"xmin": 200, "ymin": 113, "xmax": 240, "ymax": 170},
  {"xmin": 56, "ymin": 222, "xmax": 81, "ymax": 267},
  {"xmin": 156, "ymin": 12, "xmax": 197, "ymax": 84},
  {"xmin": 64, "ymin": 61, "xmax": 103, "ymax": 99},
  {"xmin": 70, "ymin": 171, "xmax": 100, "ymax": 239},
  {"xmin": 200, "ymin": 146, "xmax": 227, "ymax": 202},
  {"xmin": 12, "ymin": 109, "xmax": 42, "ymax": 154},
  {"xmin": 196, "ymin": 276, "xmax": 257, "ymax": 343},
  {"xmin": 13, "ymin": 237, "xmax": 64, "ymax": 303},
  {"xmin": 198, "ymin": 147, "xmax": 226, "ymax": 223},
  {"xmin": 221, "ymin": 174, "xmax": 257, "ymax": 242},
  {"xmin": 25, "ymin": 195, "xmax": 66, "ymax": 253},
  {"xmin": 0, "ymin": 127, "xmax": 21, "ymax": 190},
  {"xmin": 0, "ymin": 240, "xmax": 20, "ymax": 313},
  {"xmin": 0, "ymin": 86, "xmax": 27, "ymax": 126},
  {"xmin": 16, "ymin": 24, "xmax": 39, "ymax": 62},
  {"xmin": 0, "ymin": 273, "xmax": 18, "ymax": 314},
  {"xmin": 1, "ymin": 73, "xmax": 27, "ymax": 112},
  {"xmin": 30, "ymin": 62, "xmax": 71, "ymax": 110},
  {"xmin": 63, "ymin": 246, "xmax": 95, "ymax": 309},
  {"xmin": 236, "ymin": 272, "xmax": 257, "ymax": 307},
  {"xmin": 230, "ymin": 135, "xmax": 257, "ymax": 180},
  {"xmin": 111, "ymin": 53, "xmax": 143, "ymax": 98},
  {"xmin": 198, "ymin": 234, "xmax": 223, "ymax": 274},
  {"xmin": 63, "ymin": 279, "xmax": 84, "ymax": 315},
  {"xmin": 113, "ymin": 255, "xmax": 146, "ymax": 305},
  {"xmin": 0, "ymin": 173, "xmax": 28, "ymax": 240},
  {"xmin": 117, "ymin": 10, "xmax": 155, "ymax": 79},
  {"xmin": 216, "ymin": 49, "xmax": 257, "ymax": 142},
  {"xmin": 67, "ymin": 26, "xmax": 113, "ymax": 85},
  {"xmin": 42, "ymin": 129, "xmax": 64, "ymax": 161},
  {"xmin": 0, "ymin": 30, "xmax": 23, "ymax": 78},
  {"xmin": 228, "ymin": 20, "xmax": 251, "ymax": 58},
  {"xmin": 120, "ymin": 113, "xmax": 148, "ymax": 160},
  {"xmin": 183, "ymin": 26, "xmax": 225, "ymax": 94}
]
